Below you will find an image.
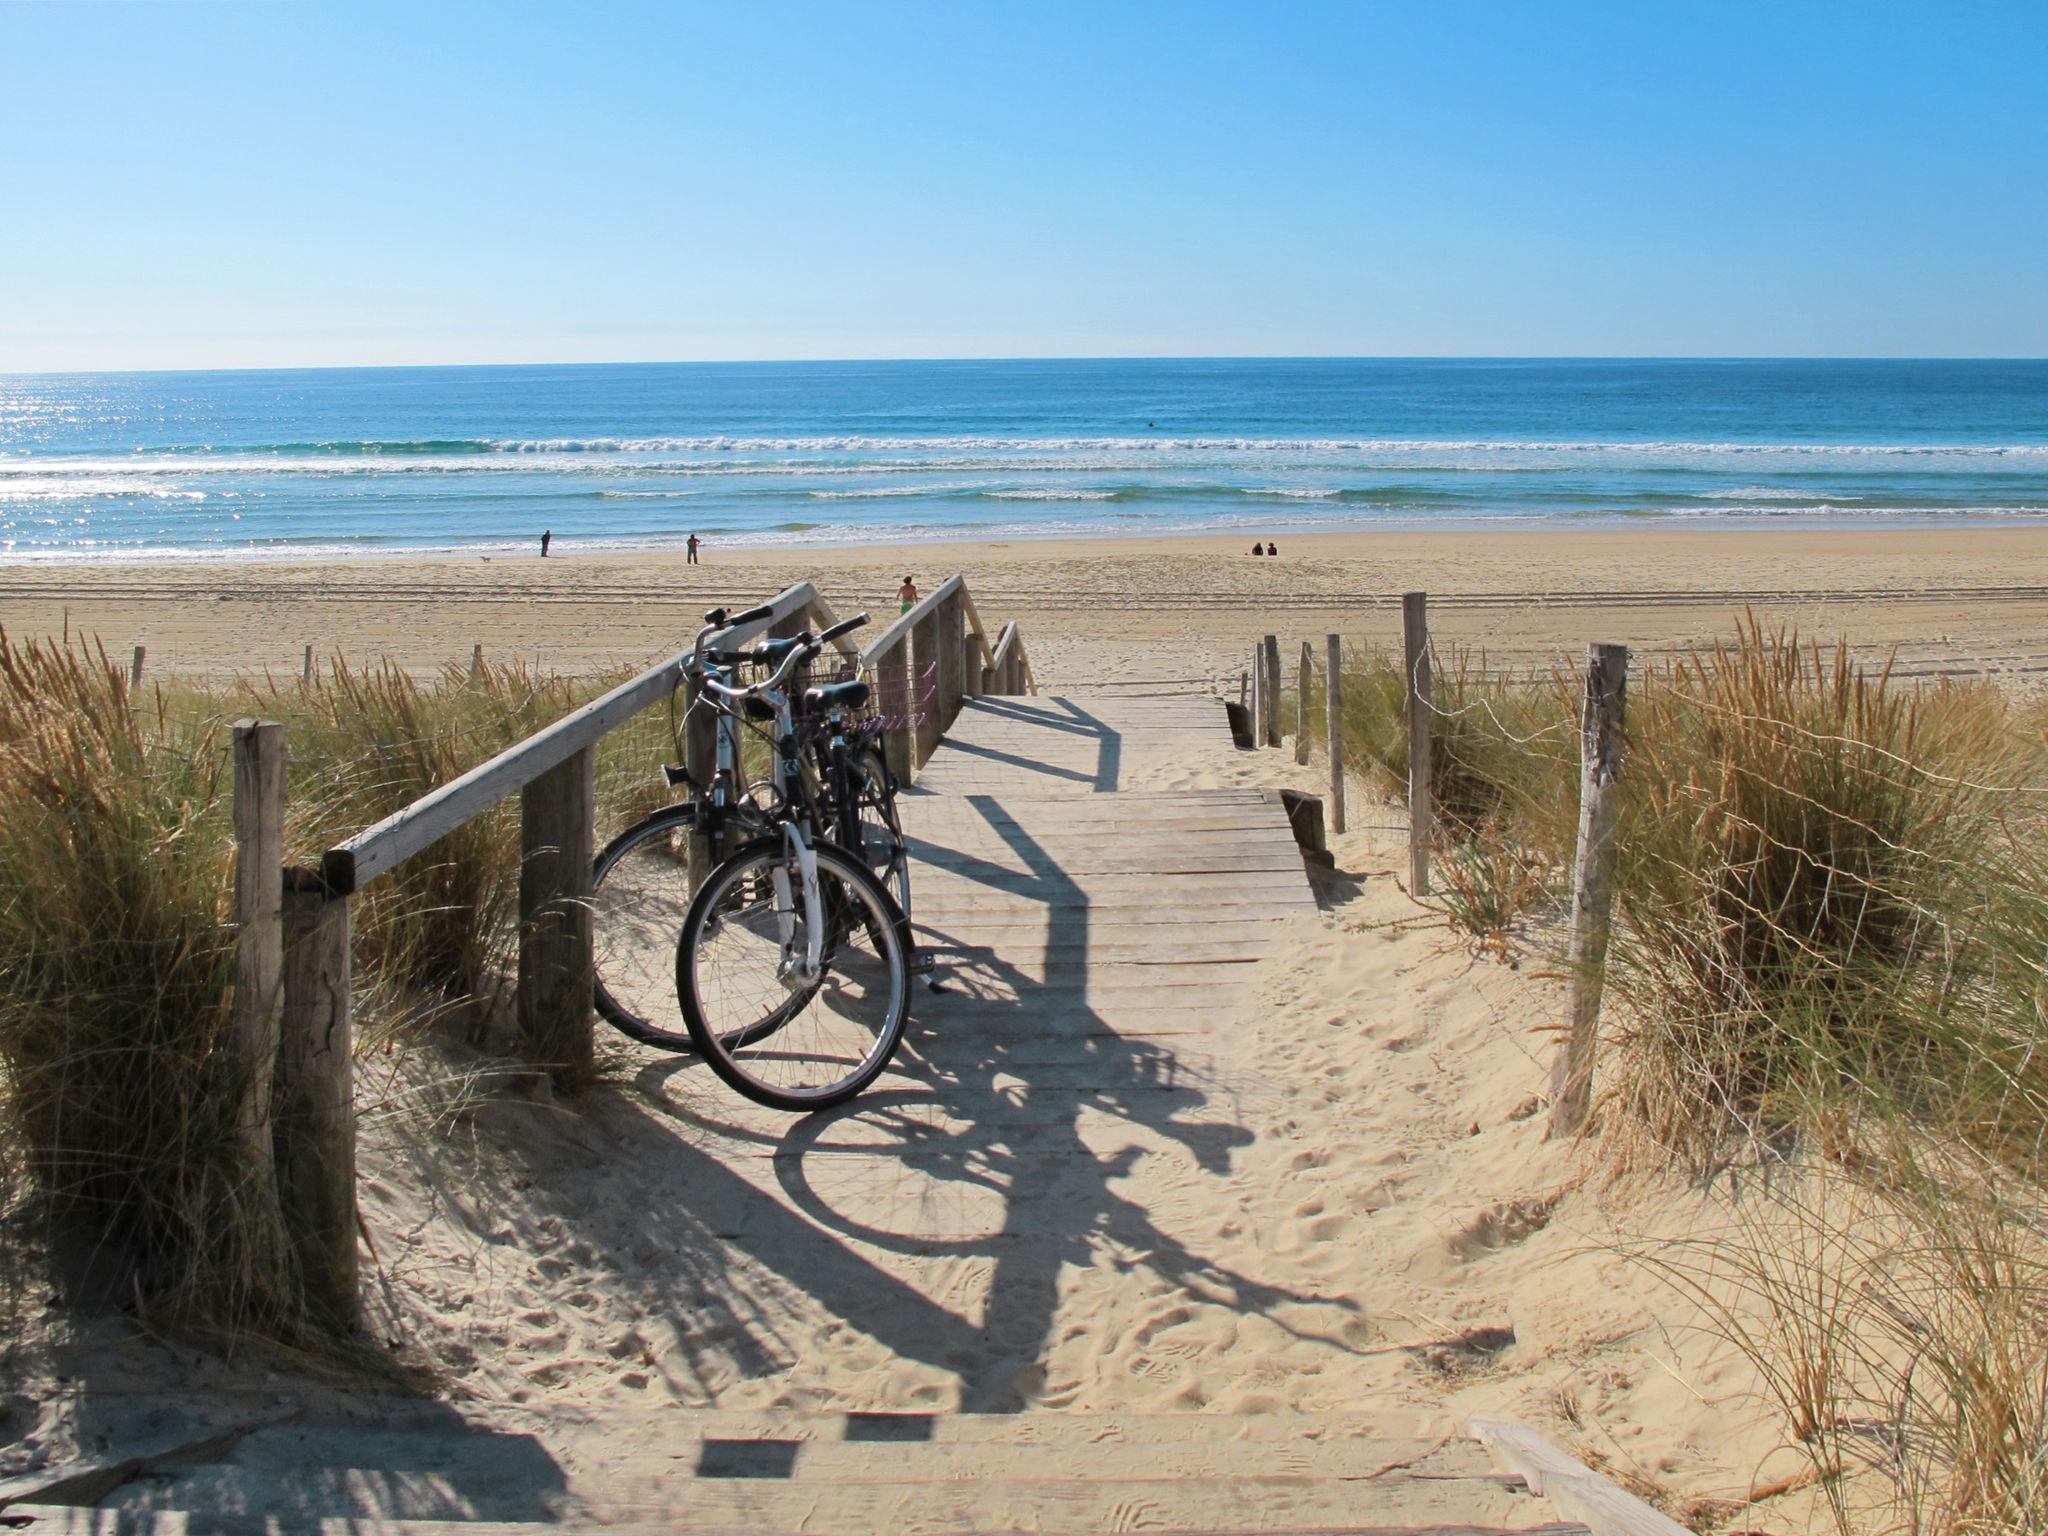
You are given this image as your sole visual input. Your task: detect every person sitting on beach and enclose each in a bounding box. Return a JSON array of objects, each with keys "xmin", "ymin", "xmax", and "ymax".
[
  {"xmin": 1267, "ymin": 540, "xmax": 1279, "ymax": 555},
  {"xmin": 898, "ymin": 575, "xmax": 919, "ymax": 613},
  {"xmin": 1250, "ymin": 542, "xmax": 1264, "ymax": 556},
  {"xmin": 686, "ymin": 532, "xmax": 700, "ymax": 565}
]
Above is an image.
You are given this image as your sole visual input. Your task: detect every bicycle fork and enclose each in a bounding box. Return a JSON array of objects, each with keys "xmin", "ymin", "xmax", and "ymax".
[{"xmin": 770, "ymin": 822, "xmax": 826, "ymax": 988}]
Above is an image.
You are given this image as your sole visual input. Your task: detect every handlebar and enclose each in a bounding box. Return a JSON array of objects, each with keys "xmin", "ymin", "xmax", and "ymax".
[{"xmin": 819, "ymin": 612, "xmax": 869, "ymax": 646}]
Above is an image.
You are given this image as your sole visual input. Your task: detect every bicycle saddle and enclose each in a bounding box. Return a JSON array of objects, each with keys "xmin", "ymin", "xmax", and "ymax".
[
  {"xmin": 805, "ymin": 679, "xmax": 871, "ymax": 713},
  {"xmin": 706, "ymin": 635, "xmax": 808, "ymax": 668}
]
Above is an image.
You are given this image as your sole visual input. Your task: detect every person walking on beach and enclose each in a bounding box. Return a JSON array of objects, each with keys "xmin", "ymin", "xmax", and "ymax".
[
  {"xmin": 898, "ymin": 575, "xmax": 918, "ymax": 614},
  {"xmin": 540, "ymin": 529, "xmax": 552, "ymax": 558},
  {"xmin": 686, "ymin": 532, "xmax": 700, "ymax": 565}
]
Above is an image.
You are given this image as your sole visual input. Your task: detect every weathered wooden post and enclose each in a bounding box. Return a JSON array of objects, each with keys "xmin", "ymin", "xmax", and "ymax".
[
  {"xmin": 471, "ymin": 643, "xmax": 485, "ymax": 680},
  {"xmin": 278, "ymin": 871, "xmax": 356, "ymax": 1325},
  {"xmin": 302, "ymin": 643, "xmax": 315, "ymax": 686},
  {"xmin": 1403, "ymin": 592, "xmax": 1433, "ymax": 895},
  {"xmin": 1248, "ymin": 649, "xmax": 1262, "ymax": 742},
  {"xmin": 130, "ymin": 645, "xmax": 145, "ymax": 685},
  {"xmin": 518, "ymin": 745, "xmax": 597, "ymax": 1095},
  {"xmin": 232, "ymin": 722, "xmax": 286, "ymax": 1188},
  {"xmin": 1295, "ymin": 641, "xmax": 1312, "ymax": 765},
  {"xmin": 1324, "ymin": 634, "xmax": 1347, "ymax": 833},
  {"xmin": 1550, "ymin": 643, "xmax": 1628, "ymax": 1139},
  {"xmin": 1261, "ymin": 634, "xmax": 1282, "ymax": 748},
  {"xmin": 876, "ymin": 637, "xmax": 915, "ymax": 786},
  {"xmin": 912, "ymin": 603, "xmax": 942, "ymax": 766},
  {"xmin": 1238, "ymin": 669, "xmax": 1248, "ymax": 708},
  {"xmin": 684, "ymin": 670, "xmax": 719, "ymax": 881},
  {"xmin": 937, "ymin": 588, "xmax": 965, "ymax": 732}
]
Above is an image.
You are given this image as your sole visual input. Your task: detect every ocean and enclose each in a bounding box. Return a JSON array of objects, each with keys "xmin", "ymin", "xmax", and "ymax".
[{"xmin": 2, "ymin": 358, "xmax": 2045, "ymax": 563}]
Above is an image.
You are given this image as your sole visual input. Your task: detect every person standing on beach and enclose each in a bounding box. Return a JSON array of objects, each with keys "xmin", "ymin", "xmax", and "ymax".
[
  {"xmin": 686, "ymin": 532, "xmax": 700, "ymax": 565},
  {"xmin": 541, "ymin": 529, "xmax": 552, "ymax": 557},
  {"xmin": 898, "ymin": 575, "xmax": 918, "ymax": 613}
]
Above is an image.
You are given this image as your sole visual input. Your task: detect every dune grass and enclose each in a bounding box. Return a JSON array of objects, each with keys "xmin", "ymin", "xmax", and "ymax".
[
  {"xmin": 0, "ymin": 639, "xmax": 682, "ymax": 1338},
  {"xmin": 1290, "ymin": 619, "xmax": 2048, "ymax": 1529}
]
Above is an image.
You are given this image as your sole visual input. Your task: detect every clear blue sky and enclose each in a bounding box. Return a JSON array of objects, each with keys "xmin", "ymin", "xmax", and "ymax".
[{"xmin": 4, "ymin": 0, "xmax": 2044, "ymax": 371}]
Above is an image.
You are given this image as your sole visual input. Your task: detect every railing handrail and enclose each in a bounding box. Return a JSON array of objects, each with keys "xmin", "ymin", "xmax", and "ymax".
[
  {"xmin": 857, "ymin": 572, "xmax": 965, "ymax": 672},
  {"xmin": 322, "ymin": 579, "xmax": 837, "ymax": 894}
]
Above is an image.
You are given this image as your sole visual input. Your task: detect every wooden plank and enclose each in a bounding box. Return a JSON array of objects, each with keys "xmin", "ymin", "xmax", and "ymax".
[
  {"xmin": 277, "ymin": 874, "xmax": 356, "ymax": 1325},
  {"xmin": 1470, "ymin": 1417, "xmax": 1689, "ymax": 1536},
  {"xmin": 1550, "ymin": 643, "xmax": 1627, "ymax": 1139},
  {"xmin": 517, "ymin": 743, "xmax": 596, "ymax": 1095},
  {"xmin": 324, "ymin": 580, "xmax": 823, "ymax": 894},
  {"xmin": 1404, "ymin": 590, "xmax": 1433, "ymax": 895},
  {"xmin": 0, "ymin": 1413, "xmax": 294, "ymax": 1511}
]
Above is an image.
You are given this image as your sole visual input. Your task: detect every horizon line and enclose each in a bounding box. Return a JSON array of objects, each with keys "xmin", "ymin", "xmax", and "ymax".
[{"xmin": 8, "ymin": 352, "xmax": 2048, "ymax": 381}]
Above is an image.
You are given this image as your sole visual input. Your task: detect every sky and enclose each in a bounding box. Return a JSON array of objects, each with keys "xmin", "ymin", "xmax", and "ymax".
[{"xmin": 2, "ymin": 0, "xmax": 2045, "ymax": 372}]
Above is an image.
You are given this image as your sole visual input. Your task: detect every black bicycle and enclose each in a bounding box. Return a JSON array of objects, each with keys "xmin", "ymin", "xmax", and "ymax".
[{"xmin": 591, "ymin": 607, "xmax": 914, "ymax": 1110}]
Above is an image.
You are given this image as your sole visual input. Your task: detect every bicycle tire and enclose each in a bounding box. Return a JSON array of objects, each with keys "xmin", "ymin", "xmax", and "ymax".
[
  {"xmin": 676, "ymin": 836, "xmax": 910, "ymax": 1112},
  {"xmin": 592, "ymin": 804, "xmax": 814, "ymax": 1050},
  {"xmin": 847, "ymin": 746, "xmax": 911, "ymax": 922}
]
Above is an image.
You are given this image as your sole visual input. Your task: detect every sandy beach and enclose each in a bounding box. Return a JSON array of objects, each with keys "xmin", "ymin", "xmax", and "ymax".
[{"xmin": 12, "ymin": 524, "xmax": 2048, "ymax": 690}]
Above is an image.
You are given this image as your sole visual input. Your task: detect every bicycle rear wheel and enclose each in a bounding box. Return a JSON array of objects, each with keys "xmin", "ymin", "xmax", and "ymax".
[
  {"xmin": 591, "ymin": 805, "xmax": 698, "ymax": 1048},
  {"xmin": 847, "ymin": 746, "xmax": 910, "ymax": 922},
  {"xmin": 677, "ymin": 837, "xmax": 910, "ymax": 1111}
]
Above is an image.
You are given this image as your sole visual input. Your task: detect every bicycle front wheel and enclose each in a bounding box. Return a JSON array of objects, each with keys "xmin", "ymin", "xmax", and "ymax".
[{"xmin": 677, "ymin": 837, "xmax": 910, "ymax": 1111}]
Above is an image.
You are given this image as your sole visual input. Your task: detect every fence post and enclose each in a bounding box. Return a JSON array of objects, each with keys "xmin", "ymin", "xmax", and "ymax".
[
  {"xmin": 1261, "ymin": 635, "xmax": 1281, "ymax": 747},
  {"xmin": 232, "ymin": 723, "xmax": 285, "ymax": 1193},
  {"xmin": 876, "ymin": 639, "xmax": 915, "ymax": 787},
  {"xmin": 1551, "ymin": 643, "xmax": 1628, "ymax": 1139},
  {"xmin": 302, "ymin": 644, "xmax": 315, "ymax": 685},
  {"xmin": 685, "ymin": 672, "xmax": 720, "ymax": 882},
  {"xmin": 912, "ymin": 605, "xmax": 942, "ymax": 766},
  {"xmin": 471, "ymin": 643, "xmax": 485, "ymax": 680},
  {"xmin": 1248, "ymin": 649, "xmax": 1262, "ymax": 742},
  {"xmin": 1325, "ymin": 634, "xmax": 1346, "ymax": 833},
  {"xmin": 1403, "ymin": 592, "xmax": 1433, "ymax": 895},
  {"xmin": 278, "ymin": 871, "xmax": 356, "ymax": 1325},
  {"xmin": 937, "ymin": 590, "xmax": 966, "ymax": 732},
  {"xmin": 1295, "ymin": 641, "xmax": 1312, "ymax": 765},
  {"xmin": 518, "ymin": 744, "xmax": 596, "ymax": 1095},
  {"xmin": 1238, "ymin": 669, "xmax": 1248, "ymax": 709},
  {"xmin": 130, "ymin": 645, "xmax": 145, "ymax": 686}
]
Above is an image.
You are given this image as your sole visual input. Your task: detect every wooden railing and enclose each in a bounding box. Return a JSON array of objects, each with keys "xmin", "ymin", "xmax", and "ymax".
[
  {"xmin": 859, "ymin": 573, "xmax": 1036, "ymax": 785},
  {"xmin": 231, "ymin": 573, "xmax": 1030, "ymax": 1321}
]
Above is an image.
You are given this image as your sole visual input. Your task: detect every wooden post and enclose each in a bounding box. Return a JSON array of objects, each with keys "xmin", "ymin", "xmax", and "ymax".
[
  {"xmin": 1253, "ymin": 634, "xmax": 1269, "ymax": 749},
  {"xmin": 1325, "ymin": 634, "xmax": 1346, "ymax": 834},
  {"xmin": 130, "ymin": 645, "xmax": 145, "ymax": 686},
  {"xmin": 278, "ymin": 872, "xmax": 356, "ymax": 1325},
  {"xmin": 876, "ymin": 639, "xmax": 915, "ymax": 787},
  {"xmin": 1238, "ymin": 669, "xmax": 1248, "ymax": 708},
  {"xmin": 1403, "ymin": 592, "xmax": 1432, "ymax": 895},
  {"xmin": 1295, "ymin": 640, "xmax": 1312, "ymax": 765},
  {"xmin": 684, "ymin": 672, "xmax": 720, "ymax": 882},
  {"xmin": 1248, "ymin": 650, "xmax": 1262, "ymax": 742},
  {"xmin": 62, "ymin": 606, "xmax": 69, "ymax": 646},
  {"xmin": 518, "ymin": 744, "xmax": 597, "ymax": 1095},
  {"xmin": 1551, "ymin": 643, "xmax": 1628, "ymax": 1139},
  {"xmin": 912, "ymin": 605, "xmax": 942, "ymax": 766},
  {"xmin": 471, "ymin": 643, "xmax": 485, "ymax": 680},
  {"xmin": 936, "ymin": 590, "xmax": 965, "ymax": 732},
  {"xmin": 302, "ymin": 643, "xmax": 315, "ymax": 685},
  {"xmin": 231, "ymin": 723, "xmax": 285, "ymax": 1185}
]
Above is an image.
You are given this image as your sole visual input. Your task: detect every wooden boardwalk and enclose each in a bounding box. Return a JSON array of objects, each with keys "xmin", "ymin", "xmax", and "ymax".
[{"xmin": 903, "ymin": 692, "xmax": 1317, "ymax": 1039}]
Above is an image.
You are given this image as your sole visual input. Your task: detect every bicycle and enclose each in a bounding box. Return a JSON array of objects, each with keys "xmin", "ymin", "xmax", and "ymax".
[{"xmin": 591, "ymin": 605, "xmax": 914, "ymax": 1111}]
